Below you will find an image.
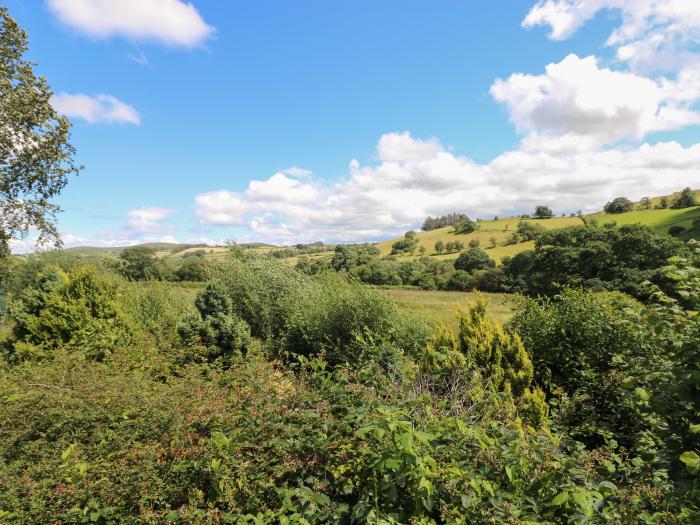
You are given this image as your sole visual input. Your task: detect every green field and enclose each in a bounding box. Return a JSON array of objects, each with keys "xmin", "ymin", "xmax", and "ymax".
[
  {"xmin": 590, "ymin": 206, "xmax": 700, "ymax": 240},
  {"xmin": 376, "ymin": 216, "xmax": 584, "ymax": 262},
  {"xmin": 383, "ymin": 287, "xmax": 513, "ymax": 329}
]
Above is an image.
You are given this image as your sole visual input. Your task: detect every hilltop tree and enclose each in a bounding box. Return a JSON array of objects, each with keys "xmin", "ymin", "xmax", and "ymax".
[
  {"xmin": 672, "ymin": 187, "xmax": 696, "ymax": 209},
  {"xmin": 604, "ymin": 197, "xmax": 633, "ymax": 214},
  {"xmin": 658, "ymin": 196, "xmax": 669, "ymax": 209},
  {"xmin": 453, "ymin": 216, "xmax": 479, "ymax": 234},
  {"xmin": 0, "ymin": 8, "xmax": 80, "ymax": 257},
  {"xmin": 422, "ymin": 213, "xmax": 468, "ymax": 231},
  {"xmin": 640, "ymin": 196, "xmax": 651, "ymax": 209},
  {"xmin": 533, "ymin": 206, "xmax": 553, "ymax": 219}
]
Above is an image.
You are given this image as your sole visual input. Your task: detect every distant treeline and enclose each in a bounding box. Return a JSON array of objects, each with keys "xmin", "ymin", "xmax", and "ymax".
[
  {"xmin": 268, "ymin": 242, "xmax": 334, "ymax": 259},
  {"xmin": 421, "ymin": 213, "xmax": 468, "ymax": 231}
]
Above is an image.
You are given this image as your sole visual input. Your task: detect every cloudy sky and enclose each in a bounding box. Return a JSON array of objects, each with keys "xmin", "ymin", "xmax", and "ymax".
[{"xmin": 6, "ymin": 0, "xmax": 700, "ymax": 251}]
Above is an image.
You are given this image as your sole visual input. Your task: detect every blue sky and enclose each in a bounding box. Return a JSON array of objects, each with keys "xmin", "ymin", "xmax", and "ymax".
[{"xmin": 6, "ymin": 0, "xmax": 700, "ymax": 250}]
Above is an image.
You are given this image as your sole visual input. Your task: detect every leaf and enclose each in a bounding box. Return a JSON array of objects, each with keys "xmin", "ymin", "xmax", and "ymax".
[
  {"xmin": 551, "ymin": 492, "xmax": 569, "ymax": 506},
  {"xmin": 634, "ymin": 387, "xmax": 651, "ymax": 402},
  {"xmin": 680, "ymin": 451, "xmax": 700, "ymax": 475},
  {"xmin": 212, "ymin": 431, "xmax": 230, "ymax": 449},
  {"xmin": 61, "ymin": 444, "xmax": 76, "ymax": 461},
  {"xmin": 505, "ymin": 465, "xmax": 513, "ymax": 482}
]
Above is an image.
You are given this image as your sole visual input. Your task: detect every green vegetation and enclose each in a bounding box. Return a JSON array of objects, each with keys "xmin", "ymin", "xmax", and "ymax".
[
  {"xmin": 0, "ymin": 8, "xmax": 81, "ymax": 254},
  {"xmin": 2, "ymin": 248, "xmax": 700, "ymax": 523}
]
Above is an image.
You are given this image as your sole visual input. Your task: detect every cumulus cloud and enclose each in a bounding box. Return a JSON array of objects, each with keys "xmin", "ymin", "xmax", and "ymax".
[
  {"xmin": 193, "ymin": 132, "xmax": 700, "ymax": 244},
  {"xmin": 46, "ymin": 0, "xmax": 214, "ymax": 48},
  {"xmin": 126, "ymin": 207, "xmax": 175, "ymax": 233},
  {"xmin": 523, "ymin": 0, "xmax": 700, "ymax": 72},
  {"xmin": 51, "ymin": 93, "xmax": 141, "ymax": 125},
  {"xmin": 491, "ymin": 54, "xmax": 700, "ymax": 151}
]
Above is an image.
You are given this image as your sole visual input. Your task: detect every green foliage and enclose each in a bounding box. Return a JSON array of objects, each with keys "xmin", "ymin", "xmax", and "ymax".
[
  {"xmin": 0, "ymin": 7, "xmax": 81, "ymax": 254},
  {"xmin": 422, "ymin": 212, "xmax": 468, "ymax": 231},
  {"xmin": 452, "ymin": 216, "xmax": 478, "ymax": 234},
  {"xmin": 390, "ymin": 231, "xmax": 419, "ymax": 255},
  {"xmin": 516, "ymin": 220, "xmax": 546, "ymax": 241},
  {"xmin": 510, "ymin": 289, "xmax": 655, "ymax": 447},
  {"xmin": 177, "ymin": 282, "xmax": 251, "ymax": 365},
  {"xmin": 5, "ymin": 264, "xmax": 126, "ymax": 361},
  {"xmin": 175, "ymin": 255, "xmax": 209, "ymax": 281},
  {"xmin": 503, "ymin": 223, "xmax": 689, "ymax": 297},
  {"xmin": 669, "ymin": 225, "xmax": 687, "ymax": 237},
  {"xmin": 1, "ymin": 248, "xmax": 699, "ymax": 522},
  {"xmin": 533, "ymin": 205, "xmax": 553, "ymax": 219},
  {"xmin": 453, "ymin": 247, "xmax": 495, "ymax": 272},
  {"xmin": 212, "ymin": 253, "xmax": 431, "ymax": 366},
  {"xmin": 118, "ymin": 246, "xmax": 166, "ymax": 281},
  {"xmin": 604, "ymin": 197, "xmax": 634, "ymax": 214},
  {"xmin": 672, "ymin": 187, "xmax": 697, "ymax": 209}
]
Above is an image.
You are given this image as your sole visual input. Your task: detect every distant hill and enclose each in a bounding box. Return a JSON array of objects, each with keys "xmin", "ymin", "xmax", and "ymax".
[
  {"xmin": 63, "ymin": 242, "xmax": 275, "ymax": 260},
  {"xmin": 378, "ymin": 190, "xmax": 700, "ymax": 262},
  {"xmin": 376, "ymin": 216, "xmax": 584, "ymax": 263},
  {"xmin": 47, "ymin": 190, "xmax": 700, "ymax": 262}
]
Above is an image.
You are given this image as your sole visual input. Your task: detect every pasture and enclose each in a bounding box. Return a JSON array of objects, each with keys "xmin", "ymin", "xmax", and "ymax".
[{"xmin": 383, "ymin": 287, "xmax": 513, "ymax": 329}]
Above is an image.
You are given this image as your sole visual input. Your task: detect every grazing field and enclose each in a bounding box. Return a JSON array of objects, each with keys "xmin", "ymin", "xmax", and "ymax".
[
  {"xmin": 383, "ymin": 287, "xmax": 513, "ymax": 329},
  {"xmin": 375, "ymin": 216, "xmax": 584, "ymax": 262},
  {"xmin": 590, "ymin": 206, "xmax": 700, "ymax": 240}
]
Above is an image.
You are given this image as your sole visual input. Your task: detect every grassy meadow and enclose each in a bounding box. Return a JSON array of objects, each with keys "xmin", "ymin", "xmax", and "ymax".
[{"xmin": 383, "ymin": 287, "xmax": 513, "ymax": 329}]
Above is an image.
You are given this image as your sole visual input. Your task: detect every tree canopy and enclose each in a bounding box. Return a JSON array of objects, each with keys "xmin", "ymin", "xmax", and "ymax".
[{"xmin": 0, "ymin": 8, "xmax": 80, "ymax": 256}]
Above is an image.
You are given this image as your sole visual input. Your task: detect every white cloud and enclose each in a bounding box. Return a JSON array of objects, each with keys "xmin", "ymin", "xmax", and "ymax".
[
  {"xmin": 523, "ymin": 0, "xmax": 700, "ymax": 72},
  {"xmin": 491, "ymin": 54, "xmax": 700, "ymax": 151},
  {"xmin": 193, "ymin": 132, "xmax": 700, "ymax": 244},
  {"xmin": 126, "ymin": 207, "xmax": 175, "ymax": 233},
  {"xmin": 50, "ymin": 93, "xmax": 141, "ymax": 125},
  {"xmin": 46, "ymin": 0, "xmax": 214, "ymax": 48}
]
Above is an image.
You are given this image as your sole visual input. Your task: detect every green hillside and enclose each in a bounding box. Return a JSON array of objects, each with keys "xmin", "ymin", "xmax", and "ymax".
[
  {"xmin": 378, "ymin": 195, "xmax": 700, "ymax": 263},
  {"xmin": 591, "ymin": 206, "xmax": 700, "ymax": 240},
  {"xmin": 376, "ymin": 216, "xmax": 584, "ymax": 263}
]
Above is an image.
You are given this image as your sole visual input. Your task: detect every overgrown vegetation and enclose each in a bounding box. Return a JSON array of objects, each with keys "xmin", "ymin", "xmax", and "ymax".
[{"xmin": 1, "ymin": 245, "xmax": 699, "ymax": 523}]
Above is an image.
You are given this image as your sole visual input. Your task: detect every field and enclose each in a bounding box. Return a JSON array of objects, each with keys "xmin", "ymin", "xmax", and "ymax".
[
  {"xmin": 383, "ymin": 287, "xmax": 513, "ymax": 329},
  {"xmin": 590, "ymin": 206, "xmax": 700, "ymax": 240},
  {"xmin": 376, "ymin": 216, "xmax": 584, "ymax": 262}
]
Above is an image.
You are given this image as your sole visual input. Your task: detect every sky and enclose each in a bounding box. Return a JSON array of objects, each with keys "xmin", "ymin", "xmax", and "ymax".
[{"xmin": 6, "ymin": 0, "xmax": 700, "ymax": 251}]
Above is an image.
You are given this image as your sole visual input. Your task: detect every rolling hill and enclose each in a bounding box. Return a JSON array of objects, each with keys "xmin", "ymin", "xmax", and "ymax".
[
  {"xmin": 377, "ymin": 191, "xmax": 700, "ymax": 263},
  {"xmin": 55, "ymin": 190, "xmax": 700, "ymax": 264}
]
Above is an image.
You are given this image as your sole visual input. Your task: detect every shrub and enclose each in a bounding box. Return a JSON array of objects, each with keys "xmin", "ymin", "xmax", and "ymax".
[
  {"xmin": 509, "ymin": 289, "xmax": 656, "ymax": 448},
  {"xmin": 668, "ymin": 225, "xmax": 686, "ymax": 237},
  {"xmin": 177, "ymin": 282, "xmax": 251, "ymax": 365},
  {"xmin": 5, "ymin": 264, "xmax": 127, "ymax": 362}
]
